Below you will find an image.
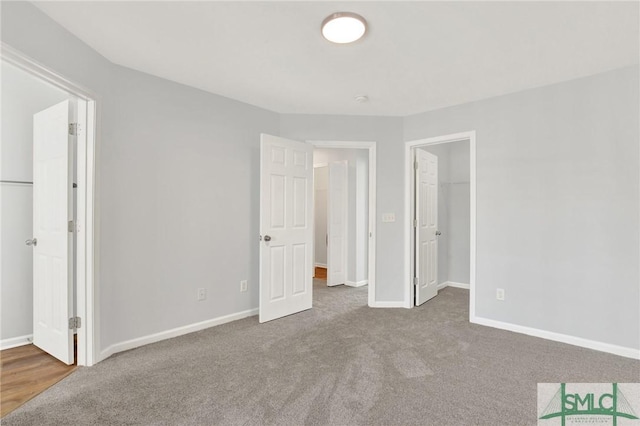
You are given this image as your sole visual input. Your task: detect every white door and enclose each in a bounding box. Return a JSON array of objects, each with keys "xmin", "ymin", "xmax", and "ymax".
[
  {"xmin": 327, "ymin": 160, "xmax": 347, "ymax": 286},
  {"xmin": 415, "ymin": 149, "xmax": 438, "ymax": 306},
  {"xmin": 32, "ymin": 100, "xmax": 74, "ymax": 364},
  {"xmin": 259, "ymin": 134, "xmax": 314, "ymax": 323}
]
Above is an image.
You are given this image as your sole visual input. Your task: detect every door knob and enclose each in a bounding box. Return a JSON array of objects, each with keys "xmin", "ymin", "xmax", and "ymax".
[
  {"xmin": 264, "ymin": 235, "xmax": 272, "ymax": 242},
  {"xmin": 435, "ymin": 231, "xmax": 441, "ymax": 236},
  {"xmin": 25, "ymin": 238, "xmax": 37, "ymax": 246}
]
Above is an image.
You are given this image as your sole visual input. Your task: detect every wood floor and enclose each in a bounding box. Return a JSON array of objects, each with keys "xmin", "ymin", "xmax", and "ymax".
[
  {"xmin": 1, "ymin": 344, "xmax": 77, "ymax": 418},
  {"xmin": 314, "ymin": 266, "xmax": 327, "ymax": 280}
]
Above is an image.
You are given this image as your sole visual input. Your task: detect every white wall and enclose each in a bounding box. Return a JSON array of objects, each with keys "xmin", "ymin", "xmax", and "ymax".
[
  {"xmin": 1, "ymin": 61, "xmax": 70, "ymax": 343},
  {"xmin": 405, "ymin": 66, "xmax": 639, "ymax": 350},
  {"xmin": 445, "ymin": 141, "xmax": 470, "ymax": 284},
  {"xmin": 421, "ymin": 141, "xmax": 471, "ymax": 286},
  {"xmin": 99, "ymin": 66, "xmax": 279, "ymax": 349},
  {"xmin": 354, "ymin": 154, "xmax": 369, "ymax": 283}
]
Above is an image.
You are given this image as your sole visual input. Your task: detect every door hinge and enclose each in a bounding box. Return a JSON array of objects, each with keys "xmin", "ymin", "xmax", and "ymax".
[
  {"xmin": 413, "ymin": 219, "xmax": 417, "ymax": 228},
  {"xmin": 413, "ymin": 276, "xmax": 418, "ymax": 286},
  {"xmin": 69, "ymin": 317, "xmax": 81, "ymax": 330},
  {"xmin": 414, "ymin": 160, "xmax": 418, "ymax": 170},
  {"xmin": 68, "ymin": 220, "xmax": 75, "ymax": 233},
  {"xmin": 69, "ymin": 123, "xmax": 77, "ymax": 136}
]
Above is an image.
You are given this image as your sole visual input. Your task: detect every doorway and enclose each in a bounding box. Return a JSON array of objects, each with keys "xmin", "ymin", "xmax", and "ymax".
[
  {"xmin": 1, "ymin": 45, "xmax": 97, "ymax": 366},
  {"xmin": 258, "ymin": 136, "xmax": 376, "ymax": 323},
  {"xmin": 313, "ymin": 147, "xmax": 369, "ymax": 290},
  {"xmin": 311, "ymin": 141, "xmax": 376, "ymax": 306},
  {"xmin": 313, "ymin": 164, "xmax": 329, "ymax": 280},
  {"xmin": 404, "ymin": 132, "xmax": 476, "ymax": 317}
]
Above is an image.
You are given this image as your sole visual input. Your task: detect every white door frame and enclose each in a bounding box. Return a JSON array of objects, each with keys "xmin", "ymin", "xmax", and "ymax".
[
  {"xmin": 309, "ymin": 141, "xmax": 376, "ymax": 307},
  {"xmin": 2, "ymin": 43, "xmax": 99, "ymax": 366},
  {"xmin": 404, "ymin": 131, "xmax": 476, "ymax": 318}
]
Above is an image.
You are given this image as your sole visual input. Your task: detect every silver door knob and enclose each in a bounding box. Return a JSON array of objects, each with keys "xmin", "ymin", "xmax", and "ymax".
[
  {"xmin": 435, "ymin": 231, "xmax": 441, "ymax": 236},
  {"xmin": 25, "ymin": 238, "xmax": 37, "ymax": 246},
  {"xmin": 264, "ymin": 235, "xmax": 272, "ymax": 242}
]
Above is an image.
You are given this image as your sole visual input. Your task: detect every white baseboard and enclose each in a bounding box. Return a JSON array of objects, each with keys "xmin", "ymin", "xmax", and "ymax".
[
  {"xmin": 445, "ymin": 281, "xmax": 470, "ymax": 290},
  {"xmin": 437, "ymin": 281, "xmax": 470, "ymax": 290},
  {"xmin": 314, "ymin": 263, "xmax": 327, "ymax": 268},
  {"xmin": 369, "ymin": 301, "xmax": 408, "ymax": 308},
  {"xmin": 345, "ymin": 280, "xmax": 368, "ymax": 287},
  {"xmin": 471, "ymin": 315, "xmax": 640, "ymax": 360},
  {"xmin": 99, "ymin": 308, "xmax": 258, "ymax": 362},
  {"xmin": 1, "ymin": 334, "xmax": 33, "ymax": 350}
]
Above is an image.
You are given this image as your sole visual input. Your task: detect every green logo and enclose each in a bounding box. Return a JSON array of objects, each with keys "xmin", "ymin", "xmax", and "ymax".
[{"xmin": 539, "ymin": 383, "xmax": 638, "ymax": 425}]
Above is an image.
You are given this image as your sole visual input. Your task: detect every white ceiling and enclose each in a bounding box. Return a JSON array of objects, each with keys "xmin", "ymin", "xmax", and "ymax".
[{"xmin": 34, "ymin": 1, "xmax": 639, "ymax": 116}]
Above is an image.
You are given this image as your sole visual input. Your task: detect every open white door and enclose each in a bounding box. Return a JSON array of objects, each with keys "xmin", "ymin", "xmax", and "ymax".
[
  {"xmin": 32, "ymin": 100, "xmax": 74, "ymax": 364},
  {"xmin": 327, "ymin": 160, "xmax": 347, "ymax": 286},
  {"xmin": 415, "ymin": 149, "xmax": 439, "ymax": 306},
  {"xmin": 259, "ymin": 134, "xmax": 314, "ymax": 323}
]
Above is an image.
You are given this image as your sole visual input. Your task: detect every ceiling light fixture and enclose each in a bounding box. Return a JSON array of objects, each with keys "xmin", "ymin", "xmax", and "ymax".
[{"xmin": 321, "ymin": 12, "xmax": 367, "ymax": 44}]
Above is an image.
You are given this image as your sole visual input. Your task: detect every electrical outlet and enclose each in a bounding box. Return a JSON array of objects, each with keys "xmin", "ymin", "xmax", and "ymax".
[
  {"xmin": 496, "ymin": 288, "xmax": 505, "ymax": 301},
  {"xmin": 240, "ymin": 280, "xmax": 248, "ymax": 292},
  {"xmin": 197, "ymin": 288, "xmax": 206, "ymax": 301}
]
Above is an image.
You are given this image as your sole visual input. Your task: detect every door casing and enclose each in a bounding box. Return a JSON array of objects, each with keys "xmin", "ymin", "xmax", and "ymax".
[
  {"xmin": 404, "ymin": 131, "xmax": 476, "ymax": 317},
  {"xmin": 309, "ymin": 141, "xmax": 377, "ymax": 308},
  {"xmin": 2, "ymin": 43, "xmax": 99, "ymax": 366}
]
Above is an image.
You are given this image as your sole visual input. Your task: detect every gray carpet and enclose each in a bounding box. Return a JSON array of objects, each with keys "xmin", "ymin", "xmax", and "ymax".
[{"xmin": 3, "ymin": 281, "xmax": 638, "ymax": 425}]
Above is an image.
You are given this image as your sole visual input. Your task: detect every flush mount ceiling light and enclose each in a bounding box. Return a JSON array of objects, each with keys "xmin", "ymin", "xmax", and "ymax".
[{"xmin": 321, "ymin": 12, "xmax": 367, "ymax": 44}]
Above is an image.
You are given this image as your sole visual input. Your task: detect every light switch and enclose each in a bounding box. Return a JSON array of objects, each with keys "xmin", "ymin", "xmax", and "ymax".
[{"xmin": 382, "ymin": 213, "xmax": 396, "ymax": 223}]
